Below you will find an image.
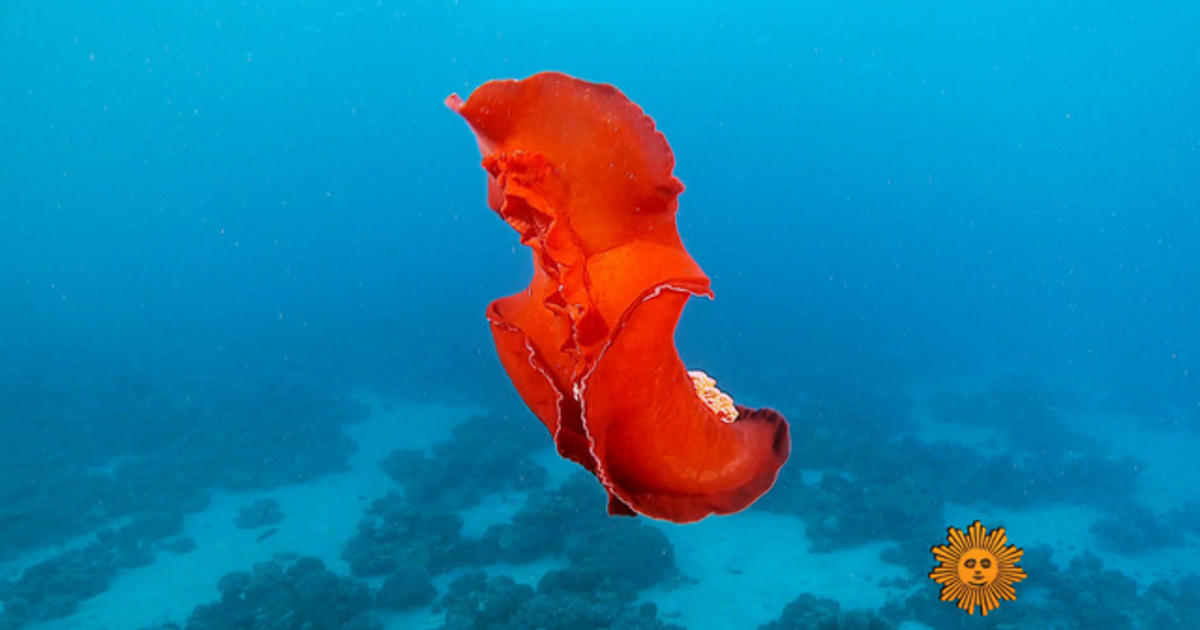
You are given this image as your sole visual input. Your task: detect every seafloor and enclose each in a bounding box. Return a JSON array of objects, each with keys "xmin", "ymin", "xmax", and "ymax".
[{"xmin": 1, "ymin": 370, "xmax": 1198, "ymax": 630}]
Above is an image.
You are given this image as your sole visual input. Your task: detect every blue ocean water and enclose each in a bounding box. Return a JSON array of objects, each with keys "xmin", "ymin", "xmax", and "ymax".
[{"xmin": 2, "ymin": 1, "xmax": 1197, "ymax": 629}]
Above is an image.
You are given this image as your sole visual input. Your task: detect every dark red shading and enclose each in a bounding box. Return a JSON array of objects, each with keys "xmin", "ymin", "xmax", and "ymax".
[{"xmin": 447, "ymin": 72, "xmax": 789, "ymax": 523}]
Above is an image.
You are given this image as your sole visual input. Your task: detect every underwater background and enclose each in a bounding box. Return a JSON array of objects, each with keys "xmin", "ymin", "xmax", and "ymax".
[{"xmin": 2, "ymin": 1, "xmax": 1198, "ymax": 629}]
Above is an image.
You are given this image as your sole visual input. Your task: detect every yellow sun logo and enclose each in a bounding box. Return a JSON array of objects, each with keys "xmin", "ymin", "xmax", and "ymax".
[{"xmin": 928, "ymin": 520, "xmax": 1027, "ymax": 616}]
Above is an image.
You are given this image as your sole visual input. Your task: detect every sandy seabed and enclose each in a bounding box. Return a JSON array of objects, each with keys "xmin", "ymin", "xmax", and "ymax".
[{"xmin": 18, "ymin": 388, "xmax": 1200, "ymax": 630}]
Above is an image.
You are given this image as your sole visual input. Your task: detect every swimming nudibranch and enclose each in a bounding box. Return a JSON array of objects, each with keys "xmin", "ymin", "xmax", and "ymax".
[{"xmin": 448, "ymin": 72, "xmax": 790, "ymax": 522}]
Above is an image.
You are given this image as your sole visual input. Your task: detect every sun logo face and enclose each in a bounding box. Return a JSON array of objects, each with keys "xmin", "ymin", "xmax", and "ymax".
[{"xmin": 929, "ymin": 520, "xmax": 1026, "ymax": 616}]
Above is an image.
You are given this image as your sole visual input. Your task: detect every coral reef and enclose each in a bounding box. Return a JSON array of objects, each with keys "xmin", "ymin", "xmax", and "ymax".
[
  {"xmin": 341, "ymin": 491, "xmax": 486, "ymax": 577},
  {"xmin": 759, "ymin": 593, "xmax": 894, "ymax": 630},
  {"xmin": 0, "ymin": 370, "xmax": 373, "ymax": 628},
  {"xmin": 482, "ymin": 473, "xmax": 676, "ymax": 592},
  {"xmin": 559, "ymin": 521, "xmax": 675, "ymax": 593},
  {"xmin": 375, "ymin": 564, "xmax": 437, "ymax": 610},
  {"xmin": 1166, "ymin": 501, "xmax": 1200, "ymax": 537},
  {"xmin": 1091, "ymin": 502, "xmax": 1186, "ymax": 553},
  {"xmin": 0, "ymin": 510, "xmax": 184, "ymax": 627},
  {"xmin": 0, "ymin": 544, "xmax": 114, "ymax": 624},
  {"xmin": 885, "ymin": 545, "xmax": 1200, "ymax": 630},
  {"xmin": 765, "ymin": 414, "xmax": 1143, "ymax": 571},
  {"xmin": 185, "ymin": 556, "xmax": 379, "ymax": 630},
  {"xmin": 343, "ymin": 471, "xmax": 676, "ymax": 592},
  {"xmin": 337, "ymin": 471, "xmax": 680, "ymax": 629},
  {"xmin": 0, "ymin": 372, "xmax": 367, "ymax": 560},
  {"xmin": 481, "ymin": 473, "xmax": 604, "ymax": 563},
  {"xmin": 436, "ymin": 571, "xmax": 684, "ymax": 630},
  {"xmin": 926, "ymin": 378, "xmax": 1085, "ymax": 451},
  {"xmin": 234, "ymin": 498, "xmax": 284, "ymax": 529},
  {"xmin": 380, "ymin": 411, "xmax": 547, "ymax": 511}
]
